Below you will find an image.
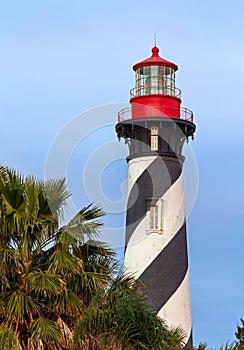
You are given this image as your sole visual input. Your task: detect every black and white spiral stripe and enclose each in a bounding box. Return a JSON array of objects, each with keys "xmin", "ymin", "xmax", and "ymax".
[{"xmin": 124, "ymin": 154, "xmax": 192, "ymax": 344}]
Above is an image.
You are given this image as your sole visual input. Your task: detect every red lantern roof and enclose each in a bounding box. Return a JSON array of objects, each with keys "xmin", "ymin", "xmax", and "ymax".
[{"xmin": 133, "ymin": 46, "xmax": 178, "ymax": 71}]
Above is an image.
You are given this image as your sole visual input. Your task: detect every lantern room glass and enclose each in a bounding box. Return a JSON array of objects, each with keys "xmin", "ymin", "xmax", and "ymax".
[{"xmin": 135, "ymin": 65, "xmax": 176, "ymax": 96}]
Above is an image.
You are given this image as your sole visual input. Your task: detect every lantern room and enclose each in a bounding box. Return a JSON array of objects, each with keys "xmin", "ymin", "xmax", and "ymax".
[
  {"xmin": 134, "ymin": 65, "xmax": 176, "ymax": 97},
  {"xmin": 118, "ymin": 46, "xmax": 193, "ymax": 123},
  {"xmin": 132, "ymin": 46, "xmax": 178, "ymax": 98}
]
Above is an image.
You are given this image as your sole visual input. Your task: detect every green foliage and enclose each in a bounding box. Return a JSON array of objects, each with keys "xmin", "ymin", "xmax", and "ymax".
[
  {"xmin": 26, "ymin": 271, "xmax": 66, "ymax": 297},
  {"xmin": 0, "ymin": 166, "xmax": 186, "ymax": 350},
  {"xmin": 218, "ymin": 342, "xmax": 237, "ymax": 350},
  {"xmin": 195, "ymin": 342, "xmax": 209, "ymax": 350},
  {"xmin": 235, "ymin": 319, "xmax": 244, "ymax": 350},
  {"xmin": 0, "ymin": 325, "xmax": 20, "ymax": 350},
  {"xmin": 73, "ymin": 274, "xmax": 184, "ymax": 350},
  {"xmin": 0, "ymin": 166, "xmax": 115, "ymax": 349},
  {"xmin": 6, "ymin": 290, "xmax": 39, "ymax": 323},
  {"xmin": 29, "ymin": 318, "xmax": 61, "ymax": 342}
]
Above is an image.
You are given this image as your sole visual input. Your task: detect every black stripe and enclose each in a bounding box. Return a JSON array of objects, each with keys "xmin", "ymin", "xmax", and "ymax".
[
  {"xmin": 187, "ymin": 330, "xmax": 193, "ymax": 347},
  {"xmin": 138, "ymin": 223, "xmax": 188, "ymax": 313},
  {"xmin": 125, "ymin": 155, "xmax": 183, "ymax": 248}
]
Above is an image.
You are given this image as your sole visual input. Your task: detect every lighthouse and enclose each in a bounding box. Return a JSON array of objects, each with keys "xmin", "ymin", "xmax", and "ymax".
[{"xmin": 116, "ymin": 45, "xmax": 196, "ymax": 344}]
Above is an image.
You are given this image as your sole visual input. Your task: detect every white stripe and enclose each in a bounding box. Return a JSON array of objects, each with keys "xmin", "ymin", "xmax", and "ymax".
[
  {"xmin": 127, "ymin": 156, "xmax": 157, "ymax": 194},
  {"xmin": 124, "ymin": 173, "xmax": 185, "ymax": 279},
  {"xmin": 157, "ymin": 270, "xmax": 192, "ymax": 344}
]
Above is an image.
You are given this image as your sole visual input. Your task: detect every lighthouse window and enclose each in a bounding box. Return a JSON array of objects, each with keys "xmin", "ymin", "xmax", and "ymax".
[
  {"xmin": 146, "ymin": 199, "xmax": 163, "ymax": 234},
  {"xmin": 150, "ymin": 127, "xmax": 158, "ymax": 151},
  {"xmin": 149, "ymin": 205, "xmax": 159, "ymax": 230},
  {"xmin": 135, "ymin": 66, "xmax": 176, "ymax": 97}
]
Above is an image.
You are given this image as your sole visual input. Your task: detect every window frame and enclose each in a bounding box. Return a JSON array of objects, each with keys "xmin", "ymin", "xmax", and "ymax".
[
  {"xmin": 146, "ymin": 199, "xmax": 163, "ymax": 234},
  {"xmin": 150, "ymin": 126, "xmax": 158, "ymax": 151},
  {"xmin": 149, "ymin": 205, "xmax": 159, "ymax": 230}
]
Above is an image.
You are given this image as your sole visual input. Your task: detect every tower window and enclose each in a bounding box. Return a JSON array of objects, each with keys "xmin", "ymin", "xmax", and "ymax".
[
  {"xmin": 150, "ymin": 126, "xmax": 158, "ymax": 151},
  {"xmin": 149, "ymin": 205, "xmax": 159, "ymax": 230},
  {"xmin": 146, "ymin": 199, "xmax": 163, "ymax": 234}
]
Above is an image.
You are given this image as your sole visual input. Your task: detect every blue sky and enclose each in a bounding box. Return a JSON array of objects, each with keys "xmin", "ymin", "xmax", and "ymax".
[{"xmin": 1, "ymin": 0, "xmax": 244, "ymax": 347}]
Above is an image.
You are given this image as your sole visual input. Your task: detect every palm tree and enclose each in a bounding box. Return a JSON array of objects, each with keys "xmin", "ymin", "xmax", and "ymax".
[
  {"xmin": 0, "ymin": 166, "xmax": 185, "ymax": 350},
  {"xmin": 0, "ymin": 166, "xmax": 115, "ymax": 349}
]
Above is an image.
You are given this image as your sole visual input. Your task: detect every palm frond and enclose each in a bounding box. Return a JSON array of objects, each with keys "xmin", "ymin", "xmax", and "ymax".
[
  {"xmin": 77, "ymin": 204, "xmax": 105, "ymax": 221},
  {"xmin": 0, "ymin": 324, "xmax": 20, "ymax": 350},
  {"xmin": 218, "ymin": 342, "xmax": 237, "ymax": 350},
  {"xmin": 73, "ymin": 308, "xmax": 113, "ymax": 346},
  {"xmin": 104, "ymin": 271, "xmax": 140, "ymax": 307},
  {"xmin": 78, "ymin": 240, "xmax": 115, "ymax": 259},
  {"xmin": 54, "ymin": 229, "xmax": 77, "ymax": 249},
  {"xmin": 51, "ymin": 289, "xmax": 84, "ymax": 317},
  {"xmin": 48, "ymin": 249, "xmax": 83, "ymax": 275},
  {"xmin": 0, "ymin": 299, "xmax": 6, "ymax": 319},
  {"xmin": 70, "ymin": 271, "xmax": 110, "ymax": 303},
  {"xmin": 196, "ymin": 342, "xmax": 209, "ymax": 350},
  {"xmin": 75, "ymin": 241, "xmax": 117, "ymax": 276},
  {"xmin": 26, "ymin": 271, "xmax": 66, "ymax": 298},
  {"xmin": 0, "ymin": 166, "xmax": 8, "ymax": 182},
  {"xmin": 6, "ymin": 290, "xmax": 39, "ymax": 324},
  {"xmin": 0, "ymin": 248, "xmax": 20, "ymax": 276},
  {"xmin": 23, "ymin": 177, "xmax": 40, "ymax": 226},
  {"xmin": 63, "ymin": 204, "xmax": 104, "ymax": 241},
  {"xmin": 29, "ymin": 318, "xmax": 61, "ymax": 342},
  {"xmin": 0, "ymin": 168, "xmax": 26, "ymax": 235},
  {"xmin": 0, "ymin": 271, "xmax": 10, "ymax": 291},
  {"xmin": 44, "ymin": 178, "xmax": 70, "ymax": 222},
  {"xmin": 166, "ymin": 325, "xmax": 187, "ymax": 347}
]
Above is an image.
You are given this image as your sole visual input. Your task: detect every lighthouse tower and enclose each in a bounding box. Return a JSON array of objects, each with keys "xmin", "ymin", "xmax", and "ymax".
[{"xmin": 116, "ymin": 45, "xmax": 196, "ymax": 344}]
